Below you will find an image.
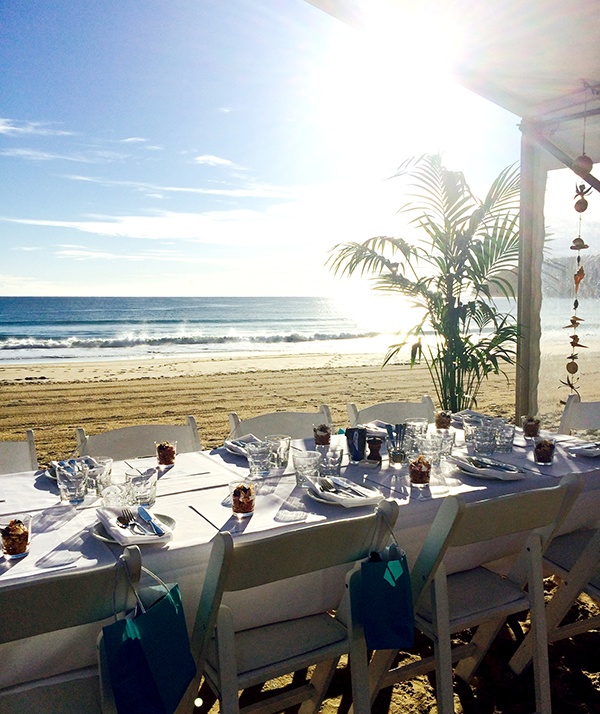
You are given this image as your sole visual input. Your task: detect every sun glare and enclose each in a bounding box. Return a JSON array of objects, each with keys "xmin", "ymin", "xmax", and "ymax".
[{"xmin": 308, "ymin": 1, "xmax": 474, "ymax": 181}]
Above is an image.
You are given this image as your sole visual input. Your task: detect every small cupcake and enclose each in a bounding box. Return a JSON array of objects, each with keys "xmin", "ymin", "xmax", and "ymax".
[
  {"xmin": 409, "ymin": 455, "xmax": 431, "ymax": 485},
  {"xmin": 435, "ymin": 411, "xmax": 452, "ymax": 429}
]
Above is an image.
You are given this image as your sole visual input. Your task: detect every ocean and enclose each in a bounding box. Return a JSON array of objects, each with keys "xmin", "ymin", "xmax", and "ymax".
[{"xmin": 0, "ymin": 296, "xmax": 597, "ymax": 365}]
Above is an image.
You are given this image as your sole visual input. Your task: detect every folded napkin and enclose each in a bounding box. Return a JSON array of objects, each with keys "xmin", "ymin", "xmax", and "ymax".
[
  {"xmin": 223, "ymin": 433, "xmax": 261, "ymax": 457},
  {"xmin": 451, "ymin": 456, "xmax": 526, "ymax": 481},
  {"xmin": 96, "ymin": 507, "xmax": 173, "ymax": 546},
  {"xmin": 359, "ymin": 420, "xmax": 390, "ymax": 437},
  {"xmin": 565, "ymin": 443, "xmax": 600, "ymax": 458},
  {"xmin": 304, "ymin": 474, "xmax": 384, "ymax": 508}
]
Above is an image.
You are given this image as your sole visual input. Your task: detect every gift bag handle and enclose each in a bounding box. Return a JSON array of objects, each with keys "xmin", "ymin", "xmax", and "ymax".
[
  {"xmin": 378, "ymin": 507, "xmax": 403, "ymax": 555},
  {"xmin": 113, "ymin": 550, "xmax": 170, "ymax": 619}
]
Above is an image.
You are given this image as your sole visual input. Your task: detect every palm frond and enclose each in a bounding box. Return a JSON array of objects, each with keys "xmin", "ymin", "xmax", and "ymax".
[
  {"xmin": 326, "ymin": 236, "xmax": 414, "ymax": 278},
  {"xmin": 327, "ymin": 153, "xmax": 521, "ymax": 411}
]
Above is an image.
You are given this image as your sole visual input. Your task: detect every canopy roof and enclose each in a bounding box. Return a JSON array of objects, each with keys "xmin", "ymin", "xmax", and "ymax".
[{"xmin": 306, "ymin": 0, "xmax": 600, "ymax": 178}]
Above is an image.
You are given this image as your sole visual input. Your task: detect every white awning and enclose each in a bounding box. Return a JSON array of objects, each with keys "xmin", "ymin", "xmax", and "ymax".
[{"xmin": 305, "ymin": 0, "xmax": 600, "ymax": 176}]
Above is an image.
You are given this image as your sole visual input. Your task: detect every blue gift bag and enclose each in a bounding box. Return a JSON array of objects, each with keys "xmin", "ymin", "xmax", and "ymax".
[
  {"xmin": 360, "ymin": 543, "xmax": 414, "ymax": 650},
  {"xmin": 103, "ymin": 565, "xmax": 196, "ymax": 714}
]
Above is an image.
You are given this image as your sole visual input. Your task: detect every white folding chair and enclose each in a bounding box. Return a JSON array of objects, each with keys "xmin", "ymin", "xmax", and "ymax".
[
  {"xmin": 558, "ymin": 393, "xmax": 600, "ymax": 434},
  {"xmin": 76, "ymin": 415, "xmax": 201, "ymax": 459},
  {"xmin": 0, "ymin": 429, "xmax": 38, "ymax": 474},
  {"xmin": 366, "ymin": 475, "xmax": 582, "ymax": 714},
  {"xmin": 228, "ymin": 404, "xmax": 332, "ymax": 440},
  {"xmin": 347, "ymin": 396, "xmax": 435, "ymax": 427},
  {"xmin": 509, "ymin": 526, "xmax": 600, "ymax": 675},
  {"xmin": 0, "ymin": 547, "xmax": 141, "ymax": 714},
  {"xmin": 177, "ymin": 499, "xmax": 399, "ymax": 714}
]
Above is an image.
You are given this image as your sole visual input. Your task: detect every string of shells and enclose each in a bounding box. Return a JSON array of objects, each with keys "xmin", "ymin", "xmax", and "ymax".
[{"xmin": 561, "ymin": 152, "xmax": 593, "ymax": 394}]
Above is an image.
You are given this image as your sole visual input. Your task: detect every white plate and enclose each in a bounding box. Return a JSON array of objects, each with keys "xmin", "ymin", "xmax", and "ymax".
[{"xmin": 92, "ymin": 513, "xmax": 176, "ymax": 544}]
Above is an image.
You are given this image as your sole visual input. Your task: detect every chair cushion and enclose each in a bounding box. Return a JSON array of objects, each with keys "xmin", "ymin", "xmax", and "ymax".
[
  {"xmin": 544, "ymin": 530, "xmax": 600, "ymax": 597},
  {"xmin": 417, "ymin": 567, "xmax": 528, "ymax": 631},
  {"xmin": 0, "ymin": 668, "xmax": 101, "ymax": 714},
  {"xmin": 208, "ymin": 613, "xmax": 348, "ymax": 677}
]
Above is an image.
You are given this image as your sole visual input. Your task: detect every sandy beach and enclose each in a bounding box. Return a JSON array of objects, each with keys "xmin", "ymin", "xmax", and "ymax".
[{"xmin": 0, "ymin": 351, "xmax": 523, "ymax": 465}]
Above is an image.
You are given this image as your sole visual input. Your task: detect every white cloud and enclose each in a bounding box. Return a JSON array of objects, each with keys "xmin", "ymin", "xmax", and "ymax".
[
  {"xmin": 12, "ymin": 246, "xmax": 42, "ymax": 251},
  {"xmin": 0, "ymin": 118, "xmax": 74, "ymax": 136},
  {"xmin": 2, "ymin": 175, "xmax": 404, "ymax": 253},
  {"xmin": 120, "ymin": 137, "xmax": 147, "ymax": 143},
  {"xmin": 54, "ymin": 245, "xmax": 229, "ymax": 264},
  {"xmin": 0, "ymin": 273, "xmax": 59, "ymax": 294},
  {"xmin": 62, "ymin": 174, "xmax": 294, "ymax": 198},
  {"xmin": 218, "ymin": 107, "xmax": 232, "ymax": 113},
  {"xmin": 1, "ymin": 148, "xmax": 127, "ymax": 163},
  {"xmin": 194, "ymin": 154, "xmax": 234, "ymax": 166},
  {"xmin": 1, "ymin": 148, "xmax": 91, "ymax": 162}
]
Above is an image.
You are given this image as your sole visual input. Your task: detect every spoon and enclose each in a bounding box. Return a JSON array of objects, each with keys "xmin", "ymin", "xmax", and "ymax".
[{"xmin": 116, "ymin": 511, "xmax": 146, "ymax": 535}]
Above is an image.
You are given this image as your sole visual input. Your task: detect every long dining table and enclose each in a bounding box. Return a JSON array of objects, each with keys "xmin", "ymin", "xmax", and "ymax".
[{"xmin": 2, "ymin": 427, "xmax": 600, "ymax": 693}]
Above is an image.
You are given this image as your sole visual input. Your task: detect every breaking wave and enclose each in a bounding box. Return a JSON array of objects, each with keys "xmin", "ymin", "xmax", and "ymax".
[{"xmin": 0, "ymin": 331, "xmax": 381, "ymax": 351}]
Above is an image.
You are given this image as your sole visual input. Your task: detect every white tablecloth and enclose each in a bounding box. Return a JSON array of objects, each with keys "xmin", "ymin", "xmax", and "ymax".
[{"xmin": 2, "ymin": 433, "xmax": 600, "ymax": 690}]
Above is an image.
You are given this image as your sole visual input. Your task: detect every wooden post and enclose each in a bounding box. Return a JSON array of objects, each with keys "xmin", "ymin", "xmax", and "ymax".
[{"xmin": 516, "ymin": 129, "xmax": 548, "ymax": 420}]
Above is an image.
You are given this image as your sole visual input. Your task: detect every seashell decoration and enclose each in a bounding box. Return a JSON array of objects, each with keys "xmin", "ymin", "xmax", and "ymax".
[
  {"xmin": 561, "ymin": 233, "xmax": 590, "ymax": 393},
  {"xmin": 561, "ymin": 91, "xmax": 595, "ymax": 398}
]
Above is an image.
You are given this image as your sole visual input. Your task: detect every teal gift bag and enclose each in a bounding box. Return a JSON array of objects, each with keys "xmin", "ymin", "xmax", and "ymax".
[
  {"xmin": 103, "ymin": 563, "xmax": 197, "ymax": 714},
  {"xmin": 360, "ymin": 543, "xmax": 414, "ymax": 650}
]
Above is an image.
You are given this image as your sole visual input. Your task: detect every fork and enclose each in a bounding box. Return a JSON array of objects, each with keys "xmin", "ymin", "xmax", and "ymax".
[
  {"xmin": 117, "ymin": 508, "xmax": 146, "ymax": 535},
  {"xmin": 320, "ymin": 477, "xmax": 356, "ymax": 497}
]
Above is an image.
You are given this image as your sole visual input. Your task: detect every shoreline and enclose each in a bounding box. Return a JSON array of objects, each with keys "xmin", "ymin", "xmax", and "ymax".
[{"xmin": 0, "ymin": 351, "xmax": 393, "ymax": 384}]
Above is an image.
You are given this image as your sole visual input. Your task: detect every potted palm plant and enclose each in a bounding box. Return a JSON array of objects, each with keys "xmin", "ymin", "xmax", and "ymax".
[{"xmin": 328, "ymin": 154, "xmax": 520, "ymax": 413}]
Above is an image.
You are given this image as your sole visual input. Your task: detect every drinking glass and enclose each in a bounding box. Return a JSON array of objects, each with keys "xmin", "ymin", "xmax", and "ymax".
[
  {"xmin": 346, "ymin": 427, "xmax": 367, "ymax": 462},
  {"xmin": 533, "ymin": 437, "xmax": 556, "ymax": 465},
  {"xmin": 318, "ymin": 447, "xmax": 344, "ymax": 479},
  {"xmin": 1, "ymin": 514, "xmax": 32, "ymax": 560},
  {"xmin": 56, "ymin": 465, "xmax": 87, "ymax": 505},
  {"xmin": 246, "ymin": 441, "xmax": 272, "ymax": 479},
  {"xmin": 463, "ymin": 416, "xmax": 483, "ymax": 443},
  {"xmin": 416, "ymin": 436, "xmax": 443, "ymax": 466},
  {"xmin": 436, "ymin": 429, "xmax": 456, "ymax": 460},
  {"xmin": 386, "ymin": 436, "xmax": 406, "ymax": 469},
  {"xmin": 85, "ymin": 456, "xmax": 113, "ymax": 495},
  {"xmin": 229, "ymin": 480, "xmax": 256, "ymax": 518},
  {"xmin": 495, "ymin": 424, "xmax": 516, "ymax": 453},
  {"xmin": 292, "ymin": 450, "xmax": 321, "ymax": 488},
  {"xmin": 265, "ymin": 434, "xmax": 291, "ymax": 475},
  {"xmin": 126, "ymin": 468, "xmax": 158, "ymax": 507},
  {"xmin": 408, "ymin": 455, "xmax": 432, "ymax": 497},
  {"xmin": 313, "ymin": 423, "xmax": 333, "ymax": 446},
  {"xmin": 101, "ymin": 471, "xmax": 130, "ymax": 507},
  {"xmin": 155, "ymin": 441, "xmax": 177, "ymax": 466},
  {"xmin": 473, "ymin": 426, "xmax": 496, "ymax": 455},
  {"xmin": 404, "ymin": 418, "xmax": 429, "ymax": 456},
  {"xmin": 521, "ymin": 416, "xmax": 540, "ymax": 441}
]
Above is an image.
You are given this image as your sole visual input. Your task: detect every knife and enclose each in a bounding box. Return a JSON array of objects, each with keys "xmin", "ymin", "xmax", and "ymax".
[
  {"xmin": 137, "ymin": 506, "xmax": 165, "ymax": 536},
  {"xmin": 330, "ymin": 477, "xmax": 372, "ymax": 497}
]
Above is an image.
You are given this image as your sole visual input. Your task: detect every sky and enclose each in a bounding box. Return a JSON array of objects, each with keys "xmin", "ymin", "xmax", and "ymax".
[{"xmin": 1, "ymin": 0, "xmax": 596, "ymax": 297}]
